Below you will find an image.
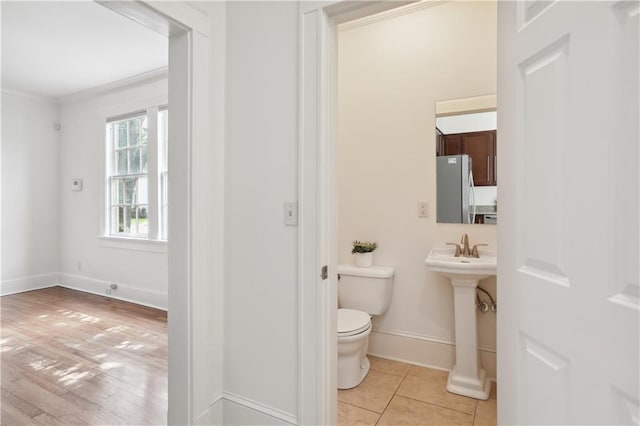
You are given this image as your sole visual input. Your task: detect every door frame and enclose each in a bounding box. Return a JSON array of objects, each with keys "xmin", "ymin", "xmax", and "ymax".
[
  {"xmin": 95, "ymin": 2, "xmax": 224, "ymax": 424},
  {"xmin": 298, "ymin": 2, "xmax": 417, "ymax": 424}
]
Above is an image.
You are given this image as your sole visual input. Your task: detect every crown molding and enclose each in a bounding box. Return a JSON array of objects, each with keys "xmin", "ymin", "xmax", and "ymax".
[
  {"xmin": 58, "ymin": 66, "xmax": 168, "ymax": 105},
  {"xmin": 339, "ymin": 0, "xmax": 450, "ymax": 32},
  {"xmin": 1, "ymin": 88, "xmax": 59, "ymax": 104}
]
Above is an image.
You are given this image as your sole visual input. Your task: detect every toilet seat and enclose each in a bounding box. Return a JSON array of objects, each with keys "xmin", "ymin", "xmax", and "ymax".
[{"xmin": 338, "ymin": 308, "xmax": 371, "ymax": 337}]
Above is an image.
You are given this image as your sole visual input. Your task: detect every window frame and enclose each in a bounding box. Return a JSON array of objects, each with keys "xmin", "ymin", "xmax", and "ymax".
[
  {"xmin": 106, "ymin": 112, "xmax": 150, "ymax": 238},
  {"xmin": 158, "ymin": 107, "xmax": 169, "ymax": 241},
  {"xmin": 101, "ymin": 97, "xmax": 168, "ymax": 246}
]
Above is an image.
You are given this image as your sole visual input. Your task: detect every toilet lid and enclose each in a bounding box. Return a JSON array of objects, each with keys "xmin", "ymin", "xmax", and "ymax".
[{"xmin": 338, "ymin": 309, "xmax": 371, "ymax": 336}]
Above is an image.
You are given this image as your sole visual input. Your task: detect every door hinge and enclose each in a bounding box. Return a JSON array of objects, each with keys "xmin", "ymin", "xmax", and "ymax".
[{"xmin": 321, "ymin": 265, "xmax": 328, "ymax": 280}]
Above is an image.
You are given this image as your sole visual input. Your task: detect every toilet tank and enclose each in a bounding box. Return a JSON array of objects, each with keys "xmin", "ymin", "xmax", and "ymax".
[{"xmin": 337, "ymin": 264, "xmax": 395, "ymax": 315}]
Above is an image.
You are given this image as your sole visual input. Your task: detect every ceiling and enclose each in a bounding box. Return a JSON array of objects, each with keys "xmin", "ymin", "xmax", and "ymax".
[{"xmin": 1, "ymin": 1, "xmax": 168, "ymax": 99}]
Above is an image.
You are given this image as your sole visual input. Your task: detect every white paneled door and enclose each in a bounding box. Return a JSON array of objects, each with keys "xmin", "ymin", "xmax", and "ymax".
[{"xmin": 498, "ymin": 1, "xmax": 639, "ymax": 424}]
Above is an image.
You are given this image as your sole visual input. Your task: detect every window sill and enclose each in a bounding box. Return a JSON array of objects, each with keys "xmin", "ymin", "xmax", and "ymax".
[{"xmin": 98, "ymin": 236, "xmax": 167, "ymax": 253}]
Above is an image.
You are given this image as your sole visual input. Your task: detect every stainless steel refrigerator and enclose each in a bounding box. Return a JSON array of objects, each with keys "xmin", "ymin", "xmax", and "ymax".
[{"xmin": 436, "ymin": 154, "xmax": 476, "ymax": 223}]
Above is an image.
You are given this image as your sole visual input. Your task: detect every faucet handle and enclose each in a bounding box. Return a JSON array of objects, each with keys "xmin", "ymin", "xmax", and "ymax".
[
  {"xmin": 471, "ymin": 244, "xmax": 488, "ymax": 258},
  {"xmin": 446, "ymin": 243, "xmax": 463, "ymax": 257}
]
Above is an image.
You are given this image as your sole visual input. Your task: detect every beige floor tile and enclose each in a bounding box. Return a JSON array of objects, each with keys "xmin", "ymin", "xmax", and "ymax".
[
  {"xmin": 338, "ymin": 402, "xmax": 380, "ymax": 426},
  {"xmin": 377, "ymin": 395, "xmax": 474, "ymax": 426},
  {"xmin": 338, "ymin": 369, "xmax": 404, "ymax": 413},
  {"xmin": 474, "ymin": 383, "xmax": 497, "ymax": 426},
  {"xmin": 369, "ymin": 356, "xmax": 411, "ymax": 378},
  {"xmin": 396, "ymin": 366, "xmax": 478, "ymax": 414}
]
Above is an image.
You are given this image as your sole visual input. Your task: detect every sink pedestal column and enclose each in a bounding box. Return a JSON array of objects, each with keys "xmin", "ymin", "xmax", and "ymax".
[{"xmin": 447, "ymin": 278, "xmax": 491, "ymax": 400}]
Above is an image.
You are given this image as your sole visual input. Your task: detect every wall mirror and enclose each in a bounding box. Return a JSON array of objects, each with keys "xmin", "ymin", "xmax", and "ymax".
[{"xmin": 435, "ymin": 94, "xmax": 497, "ymax": 224}]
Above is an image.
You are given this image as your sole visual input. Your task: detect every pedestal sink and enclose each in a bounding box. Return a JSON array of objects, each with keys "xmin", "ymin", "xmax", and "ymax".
[{"xmin": 425, "ymin": 247, "xmax": 496, "ymax": 400}]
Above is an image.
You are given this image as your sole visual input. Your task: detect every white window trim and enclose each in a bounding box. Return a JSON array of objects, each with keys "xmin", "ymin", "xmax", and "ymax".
[
  {"xmin": 157, "ymin": 107, "xmax": 169, "ymax": 240},
  {"xmin": 98, "ymin": 235, "xmax": 167, "ymax": 253},
  {"xmin": 99, "ymin": 95, "xmax": 168, "ymax": 247}
]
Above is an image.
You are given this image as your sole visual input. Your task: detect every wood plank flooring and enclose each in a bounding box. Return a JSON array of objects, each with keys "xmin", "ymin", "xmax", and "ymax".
[{"xmin": 1, "ymin": 287, "xmax": 167, "ymax": 425}]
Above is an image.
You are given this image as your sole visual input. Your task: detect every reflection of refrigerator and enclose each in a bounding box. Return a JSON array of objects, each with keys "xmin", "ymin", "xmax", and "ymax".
[{"xmin": 437, "ymin": 154, "xmax": 476, "ymax": 223}]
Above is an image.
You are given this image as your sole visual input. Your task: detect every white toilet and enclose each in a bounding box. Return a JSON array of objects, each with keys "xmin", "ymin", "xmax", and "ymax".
[{"xmin": 337, "ymin": 264, "xmax": 395, "ymax": 389}]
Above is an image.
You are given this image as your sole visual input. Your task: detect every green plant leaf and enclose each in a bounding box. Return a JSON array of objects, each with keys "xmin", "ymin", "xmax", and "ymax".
[{"xmin": 351, "ymin": 240, "xmax": 377, "ymax": 254}]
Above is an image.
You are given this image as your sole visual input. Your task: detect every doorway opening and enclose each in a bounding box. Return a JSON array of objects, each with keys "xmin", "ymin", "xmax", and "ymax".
[
  {"xmin": 299, "ymin": 2, "xmax": 497, "ymax": 424},
  {"xmin": 94, "ymin": 3, "xmax": 202, "ymax": 422},
  {"xmin": 1, "ymin": 1, "xmax": 214, "ymax": 423}
]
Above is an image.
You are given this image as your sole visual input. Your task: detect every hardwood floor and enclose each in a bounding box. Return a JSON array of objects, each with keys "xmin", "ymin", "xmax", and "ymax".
[{"xmin": 0, "ymin": 287, "xmax": 167, "ymax": 425}]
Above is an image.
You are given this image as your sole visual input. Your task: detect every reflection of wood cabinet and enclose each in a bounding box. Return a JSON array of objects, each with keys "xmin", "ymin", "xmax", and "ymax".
[{"xmin": 437, "ymin": 130, "xmax": 496, "ymax": 186}]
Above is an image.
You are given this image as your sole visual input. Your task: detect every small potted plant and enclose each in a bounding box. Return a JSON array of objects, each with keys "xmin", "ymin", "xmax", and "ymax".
[{"xmin": 352, "ymin": 240, "xmax": 377, "ymax": 267}]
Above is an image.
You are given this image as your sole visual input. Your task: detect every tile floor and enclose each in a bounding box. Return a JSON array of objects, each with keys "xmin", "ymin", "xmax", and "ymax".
[{"xmin": 338, "ymin": 356, "xmax": 496, "ymax": 426}]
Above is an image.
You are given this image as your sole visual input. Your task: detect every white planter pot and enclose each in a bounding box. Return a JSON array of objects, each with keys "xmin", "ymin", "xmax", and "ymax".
[{"xmin": 354, "ymin": 252, "xmax": 373, "ymax": 267}]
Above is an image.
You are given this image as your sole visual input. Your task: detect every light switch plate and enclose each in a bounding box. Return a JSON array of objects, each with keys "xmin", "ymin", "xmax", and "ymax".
[
  {"xmin": 418, "ymin": 201, "xmax": 429, "ymax": 217},
  {"xmin": 284, "ymin": 202, "xmax": 298, "ymax": 226}
]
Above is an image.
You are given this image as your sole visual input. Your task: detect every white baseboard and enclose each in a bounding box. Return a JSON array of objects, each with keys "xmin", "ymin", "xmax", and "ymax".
[
  {"xmin": 194, "ymin": 393, "xmax": 296, "ymax": 425},
  {"xmin": 0, "ymin": 273, "xmax": 59, "ymax": 296},
  {"xmin": 222, "ymin": 392, "xmax": 296, "ymax": 425},
  {"xmin": 195, "ymin": 396, "xmax": 224, "ymax": 425},
  {"xmin": 368, "ymin": 329, "xmax": 497, "ymax": 381},
  {"xmin": 58, "ymin": 273, "xmax": 167, "ymax": 311}
]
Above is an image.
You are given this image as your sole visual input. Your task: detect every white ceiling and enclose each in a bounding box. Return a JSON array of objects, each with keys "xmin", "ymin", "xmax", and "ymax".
[{"xmin": 1, "ymin": 1, "xmax": 168, "ymax": 99}]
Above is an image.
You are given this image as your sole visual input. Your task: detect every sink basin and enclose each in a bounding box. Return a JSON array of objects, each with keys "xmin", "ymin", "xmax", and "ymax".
[{"xmin": 425, "ymin": 247, "xmax": 496, "ymax": 281}]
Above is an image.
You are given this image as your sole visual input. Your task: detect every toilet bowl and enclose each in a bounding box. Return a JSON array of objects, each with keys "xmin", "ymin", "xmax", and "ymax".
[
  {"xmin": 337, "ymin": 265, "xmax": 394, "ymax": 389},
  {"xmin": 337, "ymin": 308, "xmax": 372, "ymax": 389}
]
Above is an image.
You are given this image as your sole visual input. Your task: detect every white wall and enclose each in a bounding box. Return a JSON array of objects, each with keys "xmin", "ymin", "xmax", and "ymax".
[
  {"xmin": 224, "ymin": 2, "xmax": 298, "ymax": 422},
  {"xmin": 221, "ymin": 2, "xmax": 497, "ymax": 421},
  {"xmin": 1, "ymin": 91, "xmax": 60, "ymax": 294},
  {"xmin": 57, "ymin": 78, "xmax": 168, "ymax": 309},
  {"xmin": 337, "ymin": 1, "xmax": 498, "ymax": 377}
]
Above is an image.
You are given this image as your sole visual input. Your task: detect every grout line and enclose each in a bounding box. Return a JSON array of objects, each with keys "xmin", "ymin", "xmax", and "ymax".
[
  {"xmin": 340, "ymin": 359, "xmax": 495, "ymax": 426},
  {"xmin": 472, "ymin": 397, "xmax": 479, "ymax": 425},
  {"xmin": 398, "ymin": 364, "xmax": 478, "ymax": 415},
  {"xmin": 339, "ymin": 401, "xmax": 381, "ymax": 417},
  {"xmin": 395, "ymin": 393, "xmax": 478, "ymax": 417},
  {"xmin": 374, "ymin": 364, "xmax": 414, "ymax": 425},
  {"xmin": 399, "ymin": 364, "xmax": 481, "ymax": 416}
]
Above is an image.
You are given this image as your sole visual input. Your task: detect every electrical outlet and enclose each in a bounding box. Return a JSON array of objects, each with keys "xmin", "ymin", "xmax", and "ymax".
[
  {"xmin": 71, "ymin": 179, "xmax": 83, "ymax": 191},
  {"xmin": 418, "ymin": 201, "xmax": 429, "ymax": 217},
  {"xmin": 106, "ymin": 289, "xmax": 112, "ymax": 295},
  {"xmin": 77, "ymin": 261, "xmax": 82, "ymax": 271}
]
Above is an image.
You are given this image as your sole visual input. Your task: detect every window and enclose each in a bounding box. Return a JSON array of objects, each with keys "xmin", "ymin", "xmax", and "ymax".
[
  {"xmin": 106, "ymin": 107, "xmax": 167, "ymax": 240},
  {"xmin": 158, "ymin": 108, "xmax": 168, "ymax": 240}
]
